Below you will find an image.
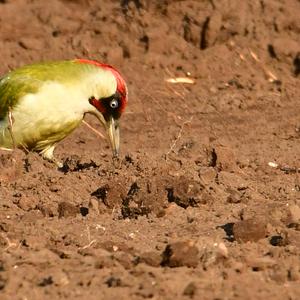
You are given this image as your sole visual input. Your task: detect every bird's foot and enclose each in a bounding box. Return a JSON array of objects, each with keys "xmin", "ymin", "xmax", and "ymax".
[
  {"xmin": 40, "ymin": 145, "xmax": 63, "ymax": 168},
  {"xmin": 51, "ymin": 158, "xmax": 64, "ymax": 168}
]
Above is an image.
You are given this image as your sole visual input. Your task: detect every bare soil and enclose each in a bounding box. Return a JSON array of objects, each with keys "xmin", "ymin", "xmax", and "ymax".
[{"xmin": 1, "ymin": 0, "xmax": 300, "ymax": 299}]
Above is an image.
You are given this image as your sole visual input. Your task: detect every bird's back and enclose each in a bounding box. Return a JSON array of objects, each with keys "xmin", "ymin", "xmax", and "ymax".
[{"xmin": 0, "ymin": 60, "xmax": 98, "ymax": 119}]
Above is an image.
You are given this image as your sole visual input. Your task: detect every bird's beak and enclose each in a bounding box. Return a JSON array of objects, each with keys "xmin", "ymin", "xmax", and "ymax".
[
  {"xmin": 105, "ymin": 116, "xmax": 120, "ymax": 158},
  {"xmin": 89, "ymin": 111, "xmax": 120, "ymax": 158}
]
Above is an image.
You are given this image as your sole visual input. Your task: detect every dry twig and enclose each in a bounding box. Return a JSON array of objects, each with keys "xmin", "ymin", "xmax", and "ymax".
[
  {"xmin": 165, "ymin": 116, "xmax": 193, "ymax": 158},
  {"xmin": 165, "ymin": 77, "xmax": 195, "ymax": 84},
  {"xmin": 248, "ymin": 48, "xmax": 279, "ymax": 83},
  {"xmin": 82, "ymin": 120, "xmax": 106, "ymax": 140},
  {"xmin": 1, "ymin": 233, "xmax": 21, "ymax": 251},
  {"xmin": 79, "ymin": 226, "xmax": 97, "ymax": 250},
  {"xmin": 268, "ymin": 161, "xmax": 300, "ymax": 174}
]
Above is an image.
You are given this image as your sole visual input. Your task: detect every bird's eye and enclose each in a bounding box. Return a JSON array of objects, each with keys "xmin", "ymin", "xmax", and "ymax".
[{"xmin": 110, "ymin": 99, "xmax": 119, "ymax": 109}]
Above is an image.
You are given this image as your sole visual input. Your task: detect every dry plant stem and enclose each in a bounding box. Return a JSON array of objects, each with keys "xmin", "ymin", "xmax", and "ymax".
[
  {"xmin": 248, "ymin": 48, "xmax": 279, "ymax": 82},
  {"xmin": 8, "ymin": 107, "xmax": 16, "ymax": 149},
  {"xmin": 80, "ymin": 226, "xmax": 97, "ymax": 250},
  {"xmin": 164, "ymin": 67, "xmax": 190, "ymax": 95},
  {"xmin": 279, "ymin": 165, "xmax": 300, "ymax": 174},
  {"xmin": 165, "ymin": 116, "xmax": 193, "ymax": 158},
  {"xmin": 82, "ymin": 120, "xmax": 106, "ymax": 140},
  {"xmin": 1, "ymin": 233, "xmax": 21, "ymax": 251}
]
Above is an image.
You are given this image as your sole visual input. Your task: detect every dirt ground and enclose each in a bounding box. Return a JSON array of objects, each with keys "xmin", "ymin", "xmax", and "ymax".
[{"xmin": 0, "ymin": 0, "xmax": 300, "ymax": 299}]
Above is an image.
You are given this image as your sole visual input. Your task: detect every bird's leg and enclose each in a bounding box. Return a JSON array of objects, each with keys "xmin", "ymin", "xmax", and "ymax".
[
  {"xmin": 40, "ymin": 145, "xmax": 63, "ymax": 168},
  {"xmin": 7, "ymin": 107, "xmax": 16, "ymax": 149}
]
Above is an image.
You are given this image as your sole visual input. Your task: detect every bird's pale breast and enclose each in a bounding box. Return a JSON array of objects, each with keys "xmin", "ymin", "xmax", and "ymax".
[{"xmin": 1, "ymin": 81, "xmax": 90, "ymax": 150}]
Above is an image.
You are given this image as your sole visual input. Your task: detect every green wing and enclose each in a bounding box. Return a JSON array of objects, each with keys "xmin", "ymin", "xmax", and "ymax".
[
  {"xmin": 0, "ymin": 72, "xmax": 40, "ymax": 119},
  {"xmin": 0, "ymin": 60, "xmax": 96, "ymax": 119}
]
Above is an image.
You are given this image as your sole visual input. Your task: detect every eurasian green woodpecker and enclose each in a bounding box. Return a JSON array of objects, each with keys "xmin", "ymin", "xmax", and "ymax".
[{"xmin": 0, "ymin": 59, "xmax": 128, "ymax": 167}]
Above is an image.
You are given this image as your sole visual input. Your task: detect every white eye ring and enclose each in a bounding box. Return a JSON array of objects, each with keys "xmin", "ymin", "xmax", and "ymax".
[{"xmin": 110, "ymin": 99, "xmax": 119, "ymax": 109}]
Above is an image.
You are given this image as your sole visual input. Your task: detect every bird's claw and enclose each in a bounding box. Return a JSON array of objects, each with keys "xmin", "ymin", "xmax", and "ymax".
[{"xmin": 40, "ymin": 145, "xmax": 63, "ymax": 168}]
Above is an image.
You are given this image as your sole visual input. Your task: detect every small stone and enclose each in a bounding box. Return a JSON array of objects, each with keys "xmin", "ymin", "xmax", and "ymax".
[
  {"xmin": 164, "ymin": 203, "xmax": 184, "ymax": 215},
  {"xmin": 286, "ymin": 231, "xmax": 300, "ymax": 248},
  {"xmin": 215, "ymin": 242, "xmax": 229, "ymax": 258},
  {"xmin": 233, "ymin": 218, "xmax": 267, "ymax": 242},
  {"xmin": 17, "ymin": 196, "xmax": 38, "ymax": 211},
  {"xmin": 37, "ymin": 204, "xmax": 54, "ymax": 217},
  {"xmin": 161, "ymin": 241, "xmax": 199, "ymax": 268},
  {"xmin": 113, "ymin": 252, "xmax": 133, "ymax": 270},
  {"xmin": 198, "ymin": 167, "xmax": 216, "ymax": 184},
  {"xmin": 89, "ymin": 198, "xmax": 99, "ymax": 212},
  {"xmin": 21, "ymin": 210, "xmax": 44, "ymax": 223},
  {"xmin": 287, "ymin": 204, "xmax": 300, "ymax": 224},
  {"xmin": 226, "ymin": 189, "xmax": 242, "ymax": 204},
  {"xmin": 166, "ymin": 178, "xmax": 203, "ymax": 209},
  {"xmin": 213, "ymin": 145, "xmax": 237, "ymax": 171},
  {"xmin": 183, "ymin": 282, "xmax": 197, "ymax": 297},
  {"xmin": 139, "ymin": 251, "xmax": 162, "ymax": 267},
  {"xmin": 57, "ymin": 202, "xmax": 79, "ymax": 218},
  {"xmin": 218, "ymin": 171, "xmax": 248, "ymax": 190}
]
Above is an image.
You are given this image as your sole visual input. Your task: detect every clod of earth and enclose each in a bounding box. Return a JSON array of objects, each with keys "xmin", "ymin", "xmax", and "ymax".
[
  {"xmin": 161, "ymin": 241, "xmax": 199, "ymax": 268},
  {"xmin": 233, "ymin": 219, "xmax": 268, "ymax": 243}
]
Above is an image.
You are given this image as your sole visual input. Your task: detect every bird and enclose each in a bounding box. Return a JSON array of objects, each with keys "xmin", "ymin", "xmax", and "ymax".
[{"xmin": 0, "ymin": 59, "xmax": 128, "ymax": 167}]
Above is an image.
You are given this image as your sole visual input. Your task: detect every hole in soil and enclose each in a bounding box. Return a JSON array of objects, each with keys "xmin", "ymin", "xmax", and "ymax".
[
  {"xmin": 183, "ymin": 15, "xmax": 191, "ymax": 43},
  {"xmin": 267, "ymin": 44, "xmax": 277, "ymax": 59},
  {"xmin": 209, "ymin": 149, "xmax": 217, "ymax": 167},
  {"xmin": 52, "ymin": 30, "xmax": 60, "ymax": 37},
  {"xmin": 59, "ymin": 159, "xmax": 98, "ymax": 173},
  {"xmin": 287, "ymin": 223, "xmax": 300, "ymax": 230},
  {"xmin": 269, "ymin": 235, "xmax": 284, "ymax": 246},
  {"xmin": 200, "ymin": 17, "xmax": 210, "ymax": 50},
  {"xmin": 121, "ymin": 0, "xmax": 142, "ymax": 13},
  {"xmin": 124, "ymin": 154, "xmax": 134, "ymax": 164},
  {"xmin": 140, "ymin": 35, "xmax": 149, "ymax": 52},
  {"xmin": 217, "ymin": 223, "xmax": 235, "ymax": 242},
  {"xmin": 121, "ymin": 206, "xmax": 151, "ymax": 219},
  {"xmin": 80, "ymin": 207, "xmax": 89, "ymax": 217},
  {"xmin": 160, "ymin": 244, "xmax": 173, "ymax": 267},
  {"xmin": 38, "ymin": 276, "xmax": 53, "ymax": 287},
  {"xmin": 24, "ymin": 158, "xmax": 30, "ymax": 172},
  {"xmin": 227, "ymin": 79, "xmax": 244, "ymax": 89},
  {"xmin": 91, "ymin": 185, "xmax": 109, "ymax": 201},
  {"xmin": 293, "ymin": 53, "xmax": 300, "ymax": 76},
  {"xmin": 105, "ymin": 276, "xmax": 122, "ymax": 288}
]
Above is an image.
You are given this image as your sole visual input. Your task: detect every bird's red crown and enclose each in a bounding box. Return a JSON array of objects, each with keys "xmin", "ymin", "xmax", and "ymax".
[{"xmin": 75, "ymin": 59, "xmax": 128, "ymax": 114}]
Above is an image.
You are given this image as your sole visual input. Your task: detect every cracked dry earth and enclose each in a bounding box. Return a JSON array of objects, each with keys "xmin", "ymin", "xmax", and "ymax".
[{"xmin": 1, "ymin": 0, "xmax": 300, "ymax": 299}]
